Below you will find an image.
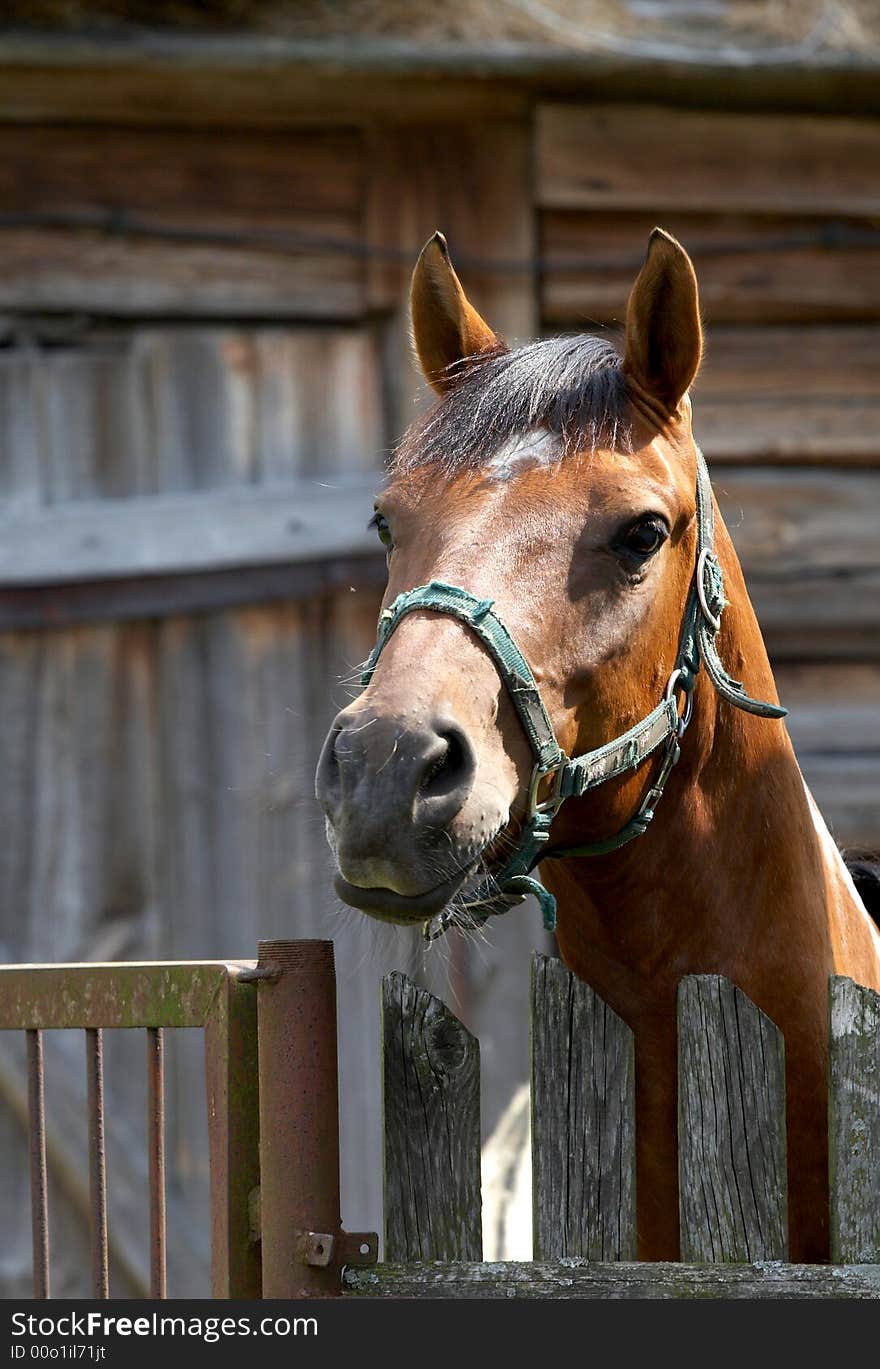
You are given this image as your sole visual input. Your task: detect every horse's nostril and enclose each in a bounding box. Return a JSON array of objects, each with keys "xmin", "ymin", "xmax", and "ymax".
[
  {"xmin": 419, "ymin": 722, "xmax": 474, "ymax": 803},
  {"xmin": 315, "ymin": 721, "xmax": 343, "ymax": 812}
]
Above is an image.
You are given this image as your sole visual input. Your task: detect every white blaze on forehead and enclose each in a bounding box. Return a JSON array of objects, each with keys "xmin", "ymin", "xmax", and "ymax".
[{"xmin": 487, "ymin": 428, "xmax": 561, "ymax": 481}]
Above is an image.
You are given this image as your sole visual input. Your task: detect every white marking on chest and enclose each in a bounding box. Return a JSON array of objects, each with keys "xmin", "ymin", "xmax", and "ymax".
[
  {"xmin": 803, "ymin": 778, "xmax": 880, "ymax": 958},
  {"xmin": 486, "ymin": 429, "xmax": 561, "ymax": 481}
]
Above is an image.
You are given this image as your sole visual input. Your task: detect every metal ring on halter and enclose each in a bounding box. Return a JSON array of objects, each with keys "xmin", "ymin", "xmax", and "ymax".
[
  {"xmin": 696, "ymin": 547, "xmax": 722, "ymax": 632},
  {"xmin": 664, "ymin": 667, "xmax": 694, "ymax": 735}
]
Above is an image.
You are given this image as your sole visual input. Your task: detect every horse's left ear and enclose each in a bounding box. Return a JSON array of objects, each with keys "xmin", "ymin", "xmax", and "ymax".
[
  {"xmin": 623, "ymin": 228, "xmax": 703, "ymax": 411},
  {"xmin": 410, "ymin": 232, "xmax": 503, "ymax": 393}
]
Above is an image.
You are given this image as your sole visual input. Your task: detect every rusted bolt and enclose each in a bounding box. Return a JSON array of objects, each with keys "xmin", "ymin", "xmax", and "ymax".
[{"xmin": 299, "ymin": 1231, "xmax": 335, "ymax": 1268}]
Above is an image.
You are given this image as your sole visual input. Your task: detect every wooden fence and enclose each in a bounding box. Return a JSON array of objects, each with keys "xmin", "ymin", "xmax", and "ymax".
[
  {"xmin": 3, "ymin": 942, "xmax": 879, "ymax": 1298},
  {"xmin": 344, "ymin": 953, "xmax": 880, "ymax": 1298}
]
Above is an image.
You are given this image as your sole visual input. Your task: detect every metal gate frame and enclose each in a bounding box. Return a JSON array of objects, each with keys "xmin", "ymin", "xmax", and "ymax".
[{"xmin": 0, "ymin": 939, "xmax": 376, "ymax": 1299}]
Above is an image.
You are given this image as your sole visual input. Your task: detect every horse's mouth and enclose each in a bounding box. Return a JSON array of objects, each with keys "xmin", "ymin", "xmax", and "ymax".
[
  {"xmin": 333, "ymin": 818, "xmax": 514, "ymax": 926},
  {"xmin": 334, "ymin": 866, "xmax": 472, "ymax": 924}
]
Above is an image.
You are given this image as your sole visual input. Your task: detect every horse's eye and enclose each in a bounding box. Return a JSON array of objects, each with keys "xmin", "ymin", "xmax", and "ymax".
[
  {"xmin": 617, "ymin": 516, "xmax": 668, "ymax": 562},
  {"xmin": 369, "ymin": 510, "xmax": 393, "ymax": 552}
]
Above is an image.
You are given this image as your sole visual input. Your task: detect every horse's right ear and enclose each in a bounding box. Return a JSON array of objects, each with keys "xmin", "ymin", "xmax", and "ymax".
[
  {"xmin": 410, "ymin": 232, "xmax": 503, "ymax": 393},
  {"xmin": 623, "ymin": 228, "xmax": 703, "ymax": 412}
]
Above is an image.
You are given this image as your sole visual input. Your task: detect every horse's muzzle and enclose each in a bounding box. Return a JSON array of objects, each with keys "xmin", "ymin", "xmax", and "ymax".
[{"xmin": 315, "ymin": 704, "xmax": 477, "ymax": 905}]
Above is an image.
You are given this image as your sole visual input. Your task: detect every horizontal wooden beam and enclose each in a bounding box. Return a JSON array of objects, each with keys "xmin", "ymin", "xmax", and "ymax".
[
  {"xmin": 541, "ymin": 213, "xmax": 880, "ymax": 326},
  {"xmin": 538, "ymin": 104, "xmax": 880, "ymax": 216},
  {"xmin": 0, "ymin": 478, "xmax": 380, "ymax": 585},
  {"xmin": 343, "ymin": 1259, "xmax": 880, "ymax": 1298},
  {"xmin": 1, "ymin": 36, "xmax": 879, "ymax": 131},
  {"xmin": 1, "ymin": 470, "xmax": 878, "ymax": 660},
  {"xmin": 0, "ymin": 555, "xmax": 386, "ymax": 631},
  {"xmin": 715, "ymin": 468, "xmax": 880, "ymax": 658},
  {"xmin": 0, "ymin": 126, "xmax": 365, "ymax": 317}
]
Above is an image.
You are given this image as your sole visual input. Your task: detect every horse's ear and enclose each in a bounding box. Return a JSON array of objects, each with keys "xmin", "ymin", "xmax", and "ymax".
[
  {"xmin": 410, "ymin": 232, "xmax": 503, "ymax": 393},
  {"xmin": 623, "ymin": 228, "xmax": 703, "ymax": 411}
]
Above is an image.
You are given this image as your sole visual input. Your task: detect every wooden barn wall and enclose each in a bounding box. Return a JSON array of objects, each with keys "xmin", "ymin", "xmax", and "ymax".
[{"xmin": 0, "ymin": 100, "xmax": 878, "ymax": 1293}]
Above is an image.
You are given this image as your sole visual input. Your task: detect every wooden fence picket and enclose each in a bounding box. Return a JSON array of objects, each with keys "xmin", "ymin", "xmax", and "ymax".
[
  {"xmin": 829, "ymin": 975, "xmax": 880, "ymax": 1263},
  {"xmin": 531, "ymin": 953, "xmax": 636, "ymax": 1260},
  {"xmin": 677, "ymin": 975, "xmax": 788, "ymax": 1262},
  {"xmin": 381, "ymin": 972, "xmax": 482, "ymax": 1261}
]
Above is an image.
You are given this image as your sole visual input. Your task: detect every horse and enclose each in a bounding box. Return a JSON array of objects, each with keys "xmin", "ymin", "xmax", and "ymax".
[{"xmin": 315, "ymin": 227, "xmax": 880, "ymax": 1262}]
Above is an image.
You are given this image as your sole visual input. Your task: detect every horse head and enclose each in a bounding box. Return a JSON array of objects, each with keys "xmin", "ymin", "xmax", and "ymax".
[{"xmin": 316, "ymin": 228, "xmax": 730, "ymax": 928}]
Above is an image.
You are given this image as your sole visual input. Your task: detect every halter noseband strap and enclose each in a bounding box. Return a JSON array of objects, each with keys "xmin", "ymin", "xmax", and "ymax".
[{"xmin": 360, "ymin": 448, "xmax": 785, "ymax": 942}]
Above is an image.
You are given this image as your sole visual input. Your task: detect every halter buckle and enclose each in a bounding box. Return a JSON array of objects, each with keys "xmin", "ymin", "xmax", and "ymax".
[{"xmin": 527, "ymin": 758, "xmax": 567, "ymax": 818}]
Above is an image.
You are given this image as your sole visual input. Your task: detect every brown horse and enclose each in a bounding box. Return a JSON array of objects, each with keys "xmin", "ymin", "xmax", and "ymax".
[{"xmin": 316, "ymin": 228, "xmax": 880, "ymax": 1262}]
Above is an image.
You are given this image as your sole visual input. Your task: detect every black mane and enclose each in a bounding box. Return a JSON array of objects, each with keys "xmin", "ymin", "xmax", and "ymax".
[{"xmin": 393, "ymin": 333, "xmax": 631, "ymax": 475}]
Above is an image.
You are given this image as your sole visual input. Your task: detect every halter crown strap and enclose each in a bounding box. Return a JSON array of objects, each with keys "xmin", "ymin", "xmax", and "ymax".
[{"xmin": 361, "ymin": 446, "xmax": 785, "ymax": 942}]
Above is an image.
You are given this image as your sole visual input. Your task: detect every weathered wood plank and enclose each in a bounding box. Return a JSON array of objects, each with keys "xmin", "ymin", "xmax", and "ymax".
[
  {"xmin": 698, "ymin": 326, "xmax": 879, "ymax": 397},
  {"xmin": 0, "ymin": 324, "xmax": 385, "ymax": 502},
  {"xmin": 0, "ymin": 478, "xmax": 379, "ymax": 583},
  {"xmin": 0, "ymin": 555, "xmax": 386, "ymax": 630},
  {"xmin": 541, "ymin": 211, "xmax": 880, "ymax": 326},
  {"xmin": 2, "ymin": 31, "xmax": 879, "ymax": 131},
  {"xmin": 0, "ymin": 230, "xmax": 364, "ymax": 319},
  {"xmin": 382, "ymin": 972, "xmax": 481, "ymax": 1261},
  {"xmin": 0, "ymin": 126, "xmax": 361, "ymax": 224},
  {"xmin": 366, "ymin": 120, "xmax": 537, "ymax": 437},
  {"xmin": 678, "ymin": 976, "xmax": 788, "ymax": 1262},
  {"xmin": 777, "ymin": 664, "xmax": 880, "ymax": 756},
  {"xmin": 343, "ymin": 1260, "xmax": 880, "ymax": 1299},
  {"xmin": 694, "ymin": 327, "xmax": 880, "ymax": 466},
  {"xmin": 0, "ymin": 126, "xmax": 365, "ymax": 317},
  {"xmin": 829, "ymin": 976, "xmax": 880, "ymax": 1263},
  {"xmin": 715, "ymin": 467, "xmax": 880, "ymax": 660},
  {"xmin": 538, "ymin": 105, "xmax": 880, "ymax": 215},
  {"xmin": 531, "ymin": 953, "xmax": 635, "ymax": 1261}
]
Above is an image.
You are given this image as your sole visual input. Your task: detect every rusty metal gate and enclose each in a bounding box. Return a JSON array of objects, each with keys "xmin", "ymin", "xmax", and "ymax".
[{"xmin": 0, "ymin": 940, "xmax": 377, "ymax": 1299}]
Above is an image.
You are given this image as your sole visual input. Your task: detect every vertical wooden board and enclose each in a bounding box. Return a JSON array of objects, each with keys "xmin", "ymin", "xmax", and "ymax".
[
  {"xmin": 382, "ymin": 972, "xmax": 481, "ymax": 1261},
  {"xmin": 253, "ymin": 328, "xmax": 386, "ymax": 481},
  {"xmin": 0, "ymin": 623, "xmax": 160, "ymax": 962},
  {"xmin": 144, "ymin": 331, "xmax": 259, "ymax": 492},
  {"xmin": 678, "ymin": 975, "xmax": 788, "ymax": 1262},
  {"xmin": 38, "ymin": 342, "xmax": 154, "ymax": 503},
  {"xmin": 531, "ymin": 953, "xmax": 636, "ymax": 1261},
  {"xmin": 366, "ymin": 121, "xmax": 537, "ymax": 438},
  {"xmin": 829, "ymin": 976, "xmax": 880, "ymax": 1263},
  {"xmin": 22, "ymin": 626, "xmax": 133, "ymax": 961},
  {"xmin": 0, "ymin": 631, "xmax": 42, "ymax": 961},
  {"xmin": 0, "ymin": 350, "xmax": 47, "ymax": 505}
]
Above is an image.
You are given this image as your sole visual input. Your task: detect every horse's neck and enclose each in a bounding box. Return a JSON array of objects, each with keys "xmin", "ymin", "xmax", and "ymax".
[{"xmin": 548, "ymin": 526, "xmax": 880, "ymax": 1007}]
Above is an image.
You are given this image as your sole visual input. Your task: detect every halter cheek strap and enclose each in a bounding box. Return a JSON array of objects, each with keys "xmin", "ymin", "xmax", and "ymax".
[{"xmin": 360, "ymin": 447, "xmax": 785, "ymax": 942}]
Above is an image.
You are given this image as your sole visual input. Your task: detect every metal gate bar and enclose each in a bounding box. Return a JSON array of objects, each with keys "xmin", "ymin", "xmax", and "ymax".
[
  {"xmin": 26, "ymin": 1028, "xmax": 50, "ymax": 1299},
  {"xmin": 85, "ymin": 1027, "xmax": 109, "ymax": 1298},
  {"xmin": 146, "ymin": 1027, "xmax": 166, "ymax": 1299},
  {"xmin": 1, "ymin": 960, "xmax": 261, "ymax": 1299}
]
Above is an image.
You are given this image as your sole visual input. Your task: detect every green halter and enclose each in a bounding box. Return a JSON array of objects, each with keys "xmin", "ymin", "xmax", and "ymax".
[{"xmin": 360, "ymin": 448, "xmax": 786, "ymax": 942}]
